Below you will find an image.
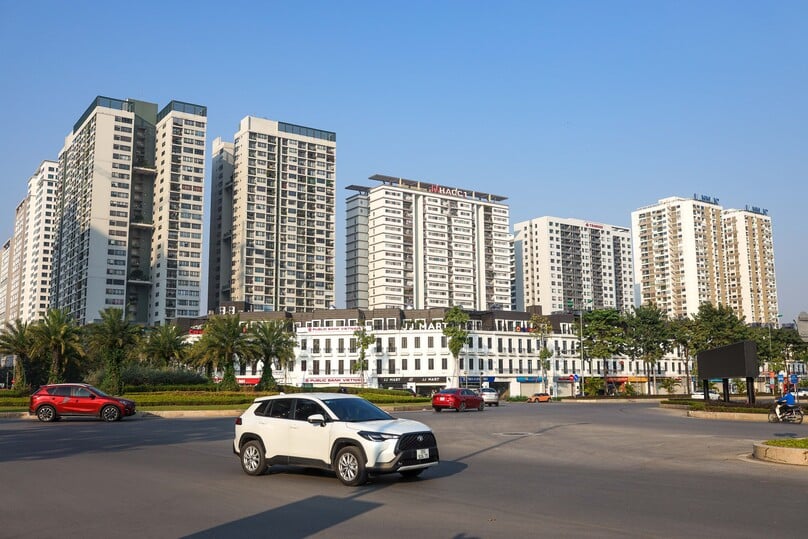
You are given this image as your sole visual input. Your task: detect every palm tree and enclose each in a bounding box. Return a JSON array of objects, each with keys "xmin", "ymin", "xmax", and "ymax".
[
  {"xmin": 193, "ymin": 315, "xmax": 252, "ymax": 391},
  {"xmin": 30, "ymin": 309, "xmax": 83, "ymax": 384},
  {"xmin": 249, "ymin": 320, "xmax": 296, "ymax": 391},
  {"xmin": 442, "ymin": 306, "xmax": 470, "ymax": 387},
  {"xmin": 142, "ymin": 324, "xmax": 188, "ymax": 368},
  {"xmin": 87, "ymin": 308, "xmax": 142, "ymax": 394},
  {"xmin": 0, "ymin": 319, "xmax": 33, "ymax": 390},
  {"xmin": 529, "ymin": 313, "xmax": 553, "ymax": 393},
  {"xmin": 352, "ymin": 326, "xmax": 375, "ymax": 388}
]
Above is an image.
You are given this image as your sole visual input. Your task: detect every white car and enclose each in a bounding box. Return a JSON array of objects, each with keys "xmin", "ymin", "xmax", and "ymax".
[
  {"xmin": 478, "ymin": 387, "xmax": 500, "ymax": 407},
  {"xmin": 233, "ymin": 393, "xmax": 439, "ymax": 486},
  {"xmin": 690, "ymin": 390, "xmax": 721, "ymax": 400},
  {"xmin": 795, "ymin": 388, "xmax": 808, "ymax": 398}
]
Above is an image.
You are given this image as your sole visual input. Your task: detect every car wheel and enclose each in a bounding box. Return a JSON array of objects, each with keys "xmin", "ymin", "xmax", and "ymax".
[
  {"xmin": 458, "ymin": 401, "xmax": 466, "ymax": 412},
  {"xmin": 240, "ymin": 440, "xmax": 267, "ymax": 476},
  {"xmin": 433, "ymin": 407, "xmax": 441, "ymax": 412},
  {"xmin": 36, "ymin": 405, "xmax": 57, "ymax": 423},
  {"xmin": 400, "ymin": 468, "xmax": 424, "ymax": 479},
  {"xmin": 101, "ymin": 405, "xmax": 121, "ymax": 422},
  {"xmin": 495, "ymin": 402, "xmax": 499, "ymax": 407},
  {"xmin": 477, "ymin": 401, "xmax": 485, "ymax": 411},
  {"xmin": 336, "ymin": 446, "xmax": 367, "ymax": 486}
]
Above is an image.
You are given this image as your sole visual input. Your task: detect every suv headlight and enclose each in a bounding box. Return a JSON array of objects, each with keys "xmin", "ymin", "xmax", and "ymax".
[{"xmin": 358, "ymin": 431, "xmax": 401, "ymax": 442}]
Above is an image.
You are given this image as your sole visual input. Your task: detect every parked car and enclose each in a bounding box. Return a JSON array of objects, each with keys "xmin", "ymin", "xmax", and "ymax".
[
  {"xmin": 796, "ymin": 388, "xmax": 808, "ymax": 398},
  {"xmin": 478, "ymin": 387, "xmax": 500, "ymax": 407},
  {"xmin": 432, "ymin": 388, "xmax": 484, "ymax": 412},
  {"xmin": 527, "ymin": 392, "xmax": 552, "ymax": 403},
  {"xmin": 690, "ymin": 390, "xmax": 721, "ymax": 400},
  {"xmin": 28, "ymin": 383, "xmax": 136, "ymax": 422},
  {"xmin": 233, "ymin": 393, "xmax": 439, "ymax": 486}
]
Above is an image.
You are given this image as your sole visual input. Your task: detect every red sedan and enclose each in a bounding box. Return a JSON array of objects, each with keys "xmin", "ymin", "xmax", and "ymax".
[{"xmin": 432, "ymin": 388, "xmax": 484, "ymax": 412}]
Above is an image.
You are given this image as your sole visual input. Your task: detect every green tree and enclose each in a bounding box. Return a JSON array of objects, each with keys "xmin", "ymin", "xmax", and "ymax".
[
  {"xmin": 442, "ymin": 306, "xmax": 470, "ymax": 386},
  {"xmin": 86, "ymin": 308, "xmax": 142, "ymax": 394},
  {"xmin": 352, "ymin": 326, "xmax": 375, "ymax": 387},
  {"xmin": 192, "ymin": 315, "xmax": 252, "ymax": 391},
  {"xmin": 669, "ymin": 316, "xmax": 697, "ymax": 393},
  {"xmin": 250, "ymin": 320, "xmax": 296, "ymax": 391},
  {"xmin": 625, "ymin": 304, "xmax": 670, "ymax": 395},
  {"xmin": 690, "ymin": 303, "xmax": 750, "ymax": 355},
  {"xmin": 142, "ymin": 324, "xmax": 188, "ymax": 368},
  {"xmin": 30, "ymin": 309, "xmax": 83, "ymax": 384},
  {"xmin": 529, "ymin": 313, "xmax": 553, "ymax": 393},
  {"xmin": 582, "ymin": 309, "xmax": 624, "ymax": 394},
  {"xmin": 0, "ymin": 319, "xmax": 33, "ymax": 390}
]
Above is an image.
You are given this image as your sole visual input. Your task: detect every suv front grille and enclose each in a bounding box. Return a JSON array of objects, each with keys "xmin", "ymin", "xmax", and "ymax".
[{"xmin": 397, "ymin": 432, "xmax": 437, "ymax": 452}]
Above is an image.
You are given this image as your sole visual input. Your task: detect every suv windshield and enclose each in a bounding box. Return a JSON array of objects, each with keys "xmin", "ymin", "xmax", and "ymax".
[{"xmin": 322, "ymin": 397, "xmax": 393, "ymax": 422}]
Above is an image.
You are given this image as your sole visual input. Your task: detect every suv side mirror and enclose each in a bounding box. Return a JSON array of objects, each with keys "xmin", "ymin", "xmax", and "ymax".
[{"xmin": 307, "ymin": 413, "xmax": 326, "ymax": 426}]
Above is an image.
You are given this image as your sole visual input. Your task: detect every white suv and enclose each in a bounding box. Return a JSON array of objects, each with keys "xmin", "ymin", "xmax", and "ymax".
[{"xmin": 233, "ymin": 393, "xmax": 439, "ymax": 486}]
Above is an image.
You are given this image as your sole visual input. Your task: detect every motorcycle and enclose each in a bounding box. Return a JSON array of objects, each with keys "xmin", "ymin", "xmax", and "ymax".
[{"xmin": 768, "ymin": 404, "xmax": 804, "ymax": 424}]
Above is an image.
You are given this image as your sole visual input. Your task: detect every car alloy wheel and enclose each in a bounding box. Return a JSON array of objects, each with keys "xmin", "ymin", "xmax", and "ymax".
[
  {"xmin": 240, "ymin": 440, "xmax": 267, "ymax": 476},
  {"xmin": 477, "ymin": 401, "xmax": 485, "ymax": 411},
  {"xmin": 336, "ymin": 446, "xmax": 367, "ymax": 486},
  {"xmin": 37, "ymin": 405, "xmax": 57, "ymax": 423},
  {"xmin": 458, "ymin": 401, "xmax": 466, "ymax": 412},
  {"xmin": 101, "ymin": 405, "xmax": 121, "ymax": 422}
]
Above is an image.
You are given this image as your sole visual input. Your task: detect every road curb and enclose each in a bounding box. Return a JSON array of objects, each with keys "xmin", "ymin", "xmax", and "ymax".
[
  {"xmin": 753, "ymin": 442, "xmax": 808, "ymax": 466},
  {"xmin": 687, "ymin": 410, "xmax": 769, "ymax": 422}
]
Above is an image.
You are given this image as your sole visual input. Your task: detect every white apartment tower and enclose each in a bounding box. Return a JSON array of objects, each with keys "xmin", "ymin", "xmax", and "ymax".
[
  {"xmin": 631, "ymin": 195, "xmax": 777, "ymax": 323},
  {"xmin": 4, "ymin": 197, "xmax": 30, "ymax": 322},
  {"xmin": 631, "ymin": 196, "xmax": 726, "ymax": 319},
  {"xmin": 514, "ymin": 216, "xmax": 635, "ymax": 314},
  {"xmin": 19, "ymin": 161, "xmax": 59, "ymax": 322},
  {"xmin": 345, "ymin": 185, "xmax": 370, "ymax": 309},
  {"xmin": 722, "ymin": 207, "xmax": 777, "ymax": 325},
  {"xmin": 209, "ymin": 117, "xmax": 336, "ymax": 313},
  {"xmin": 346, "ymin": 175, "xmax": 513, "ymax": 311},
  {"xmin": 52, "ymin": 96, "xmax": 207, "ymax": 325},
  {"xmin": 0, "ymin": 241, "xmax": 9, "ymax": 322}
]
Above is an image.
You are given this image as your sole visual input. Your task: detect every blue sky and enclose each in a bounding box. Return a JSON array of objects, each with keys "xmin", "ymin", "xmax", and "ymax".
[{"xmin": 0, "ymin": 0, "xmax": 805, "ymax": 323}]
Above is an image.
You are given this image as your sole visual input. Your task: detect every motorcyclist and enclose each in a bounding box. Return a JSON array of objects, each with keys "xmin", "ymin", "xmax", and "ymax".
[{"xmin": 775, "ymin": 390, "xmax": 796, "ymax": 419}]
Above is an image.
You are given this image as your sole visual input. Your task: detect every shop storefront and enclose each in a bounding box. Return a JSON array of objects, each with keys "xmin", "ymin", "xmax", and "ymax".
[{"xmin": 377, "ymin": 376, "xmax": 447, "ymax": 396}]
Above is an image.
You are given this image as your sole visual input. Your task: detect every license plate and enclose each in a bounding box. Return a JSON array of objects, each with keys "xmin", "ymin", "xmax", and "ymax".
[{"xmin": 416, "ymin": 448, "xmax": 429, "ymax": 460}]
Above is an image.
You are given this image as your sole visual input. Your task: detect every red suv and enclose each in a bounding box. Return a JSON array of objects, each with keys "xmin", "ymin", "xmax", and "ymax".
[{"xmin": 29, "ymin": 383, "xmax": 136, "ymax": 422}]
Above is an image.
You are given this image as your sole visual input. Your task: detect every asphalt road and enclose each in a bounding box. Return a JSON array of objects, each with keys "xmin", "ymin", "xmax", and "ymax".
[{"xmin": 1, "ymin": 402, "xmax": 806, "ymax": 538}]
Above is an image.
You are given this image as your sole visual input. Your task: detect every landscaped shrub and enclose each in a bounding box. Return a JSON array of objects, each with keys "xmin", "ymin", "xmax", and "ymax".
[{"xmin": 88, "ymin": 365, "xmax": 210, "ymax": 389}]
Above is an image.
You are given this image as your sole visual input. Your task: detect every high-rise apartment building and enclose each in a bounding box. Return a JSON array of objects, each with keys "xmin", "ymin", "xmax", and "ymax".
[
  {"xmin": 722, "ymin": 207, "xmax": 778, "ymax": 325},
  {"xmin": 207, "ymin": 137, "xmax": 235, "ymax": 313},
  {"xmin": 4, "ymin": 197, "xmax": 30, "ymax": 322},
  {"xmin": 20, "ymin": 161, "xmax": 59, "ymax": 322},
  {"xmin": 631, "ymin": 195, "xmax": 778, "ymax": 324},
  {"xmin": 514, "ymin": 216, "xmax": 634, "ymax": 314},
  {"xmin": 0, "ymin": 241, "xmax": 9, "ymax": 322},
  {"xmin": 208, "ymin": 117, "xmax": 336, "ymax": 313},
  {"xmin": 52, "ymin": 96, "xmax": 207, "ymax": 326},
  {"xmin": 346, "ymin": 174, "xmax": 513, "ymax": 311}
]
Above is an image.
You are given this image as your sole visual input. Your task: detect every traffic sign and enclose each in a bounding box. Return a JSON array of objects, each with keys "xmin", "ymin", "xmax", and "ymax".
[
  {"xmin": 790, "ymin": 374, "xmax": 799, "ymax": 384},
  {"xmin": 568, "ymin": 375, "xmax": 574, "ymax": 382},
  {"xmin": 777, "ymin": 374, "xmax": 784, "ymax": 383},
  {"xmin": 573, "ymin": 374, "xmax": 579, "ymax": 382}
]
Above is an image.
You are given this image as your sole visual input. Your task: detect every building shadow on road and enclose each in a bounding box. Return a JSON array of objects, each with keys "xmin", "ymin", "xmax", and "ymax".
[{"xmin": 181, "ymin": 494, "xmax": 380, "ymax": 538}]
